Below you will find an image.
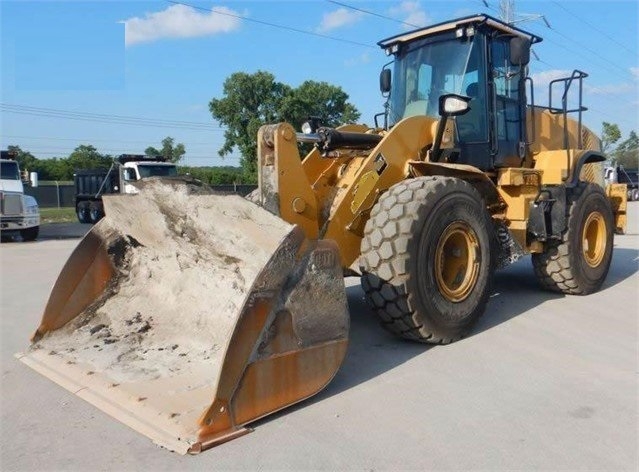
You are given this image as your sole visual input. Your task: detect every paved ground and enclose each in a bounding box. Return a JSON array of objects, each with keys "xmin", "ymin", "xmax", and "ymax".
[
  {"xmin": 1, "ymin": 221, "xmax": 91, "ymax": 243},
  {"xmin": 1, "ymin": 208, "xmax": 637, "ymax": 470}
]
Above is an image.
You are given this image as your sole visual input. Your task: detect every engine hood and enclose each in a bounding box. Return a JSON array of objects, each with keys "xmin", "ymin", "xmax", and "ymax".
[{"xmin": 0, "ymin": 179, "xmax": 24, "ymax": 194}]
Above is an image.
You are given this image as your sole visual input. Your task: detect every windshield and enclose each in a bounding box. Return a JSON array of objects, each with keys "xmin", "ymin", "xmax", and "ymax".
[
  {"xmin": 137, "ymin": 165, "xmax": 178, "ymax": 178},
  {"xmin": 0, "ymin": 161, "xmax": 20, "ymax": 180},
  {"xmin": 388, "ymin": 36, "xmax": 479, "ymax": 126}
]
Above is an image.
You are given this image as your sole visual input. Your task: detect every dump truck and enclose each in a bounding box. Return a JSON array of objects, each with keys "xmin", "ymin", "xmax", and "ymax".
[
  {"xmin": 18, "ymin": 14, "xmax": 627, "ymax": 454},
  {"xmin": 75, "ymin": 154, "xmax": 178, "ymax": 224}
]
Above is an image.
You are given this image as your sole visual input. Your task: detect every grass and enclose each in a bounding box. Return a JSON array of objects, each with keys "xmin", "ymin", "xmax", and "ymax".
[{"xmin": 40, "ymin": 207, "xmax": 77, "ymax": 224}]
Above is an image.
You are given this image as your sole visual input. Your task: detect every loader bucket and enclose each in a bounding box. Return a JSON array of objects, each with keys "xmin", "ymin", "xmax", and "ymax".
[{"xmin": 17, "ymin": 179, "xmax": 349, "ymax": 454}]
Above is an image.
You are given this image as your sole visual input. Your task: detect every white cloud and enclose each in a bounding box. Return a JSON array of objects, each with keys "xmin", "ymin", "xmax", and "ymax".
[
  {"xmin": 529, "ymin": 69, "xmax": 571, "ymax": 86},
  {"xmin": 123, "ymin": 4, "xmax": 241, "ymax": 46},
  {"xmin": 344, "ymin": 52, "xmax": 370, "ymax": 67},
  {"xmin": 316, "ymin": 8, "xmax": 363, "ymax": 33},
  {"xmin": 389, "ymin": 1, "xmax": 430, "ymax": 30},
  {"xmin": 630, "ymin": 67, "xmax": 639, "ymax": 80},
  {"xmin": 585, "ymin": 83, "xmax": 635, "ymax": 95},
  {"xmin": 453, "ymin": 8, "xmax": 475, "ymax": 18}
]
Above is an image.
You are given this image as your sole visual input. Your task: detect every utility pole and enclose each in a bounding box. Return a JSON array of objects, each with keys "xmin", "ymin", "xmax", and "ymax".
[
  {"xmin": 500, "ymin": 0, "xmax": 515, "ymax": 24},
  {"xmin": 493, "ymin": 0, "xmax": 550, "ymax": 28},
  {"xmin": 484, "ymin": 0, "xmax": 550, "ymax": 61}
]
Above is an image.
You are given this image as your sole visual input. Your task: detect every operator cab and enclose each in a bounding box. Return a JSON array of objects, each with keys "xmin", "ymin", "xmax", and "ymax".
[{"xmin": 379, "ymin": 14, "xmax": 541, "ymax": 171}]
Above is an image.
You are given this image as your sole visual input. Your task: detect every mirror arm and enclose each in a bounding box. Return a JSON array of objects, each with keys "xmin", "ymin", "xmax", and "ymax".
[{"xmin": 430, "ymin": 115, "xmax": 448, "ymax": 162}]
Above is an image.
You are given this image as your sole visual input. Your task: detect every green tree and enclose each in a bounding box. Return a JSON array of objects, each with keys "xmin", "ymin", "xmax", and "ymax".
[
  {"xmin": 280, "ymin": 80, "xmax": 360, "ymax": 129},
  {"xmin": 5, "ymin": 144, "xmax": 114, "ymax": 181},
  {"xmin": 68, "ymin": 144, "xmax": 112, "ymax": 170},
  {"xmin": 6, "ymin": 145, "xmax": 38, "ymax": 172},
  {"xmin": 34, "ymin": 158, "xmax": 69, "ymax": 181},
  {"xmin": 601, "ymin": 122, "xmax": 621, "ymax": 153},
  {"xmin": 612, "ymin": 130, "xmax": 639, "ymax": 169},
  {"xmin": 178, "ymin": 166, "xmax": 244, "ymax": 185},
  {"xmin": 210, "ymin": 71, "xmax": 291, "ymax": 181},
  {"xmin": 145, "ymin": 137, "xmax": 186, "ymax": 163},
  {"xmin": 209, "ymin": 71, "xmax": 360, "ymax": 182}
]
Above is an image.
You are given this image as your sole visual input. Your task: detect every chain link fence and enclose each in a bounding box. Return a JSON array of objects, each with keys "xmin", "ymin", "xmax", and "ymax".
[{"xmin": 24, "ymin": 183, "xmax": 258, "ymax": 208}]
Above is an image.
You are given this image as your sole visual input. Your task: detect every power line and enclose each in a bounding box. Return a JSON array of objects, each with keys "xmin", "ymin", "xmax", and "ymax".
[
  {"xmin": 551, "ymin": 1, "xmax": 636, "ymax": 55},
  {"xmin": 541, "ymin": 24, "xmax": 635, "ymax": 80},
  {"xmin": 0, "ymin": 103, "xmax": 219, "ymax": 128},
  {"xmin": 3, "ymin": 134, "xmax": 222, "ymax": 147},
  {"xmin": 167, "ymin": 0, "xmax": 376, "ymax": 49},
  {"xmin": 3, "ymin": 144, "xmax": 222, "ymax": 154},
  {"xmin": 482, "ymin": 1, "xmax": 635, "ymax": 82},
  {"xmin": 12, "ymin": 148, "xmax": 235, "ymax": 160},
  {"xmin": 0, "ymin": 103, "xmax": 222, "ymax": 131},
  {"xmin": 325, "ymin": 0, "xmax": 423, "ymax": 29}
]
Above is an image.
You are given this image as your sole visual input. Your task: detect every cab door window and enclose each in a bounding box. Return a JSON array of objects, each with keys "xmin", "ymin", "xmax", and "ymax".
[{"xmin": 492, "ymin": 39, "xmax": 521, "ymax": 142}]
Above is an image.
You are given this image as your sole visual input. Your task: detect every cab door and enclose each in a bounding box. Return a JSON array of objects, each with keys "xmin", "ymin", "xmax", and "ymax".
[{"xmin": 489, "ymin": 37, "xmax": 527, "ymax": 168}]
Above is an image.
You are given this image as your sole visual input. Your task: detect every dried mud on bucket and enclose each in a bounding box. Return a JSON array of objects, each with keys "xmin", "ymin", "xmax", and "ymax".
[{"xmin": 34, "ymin": 179, "xmax": 293, "ymax": 387}]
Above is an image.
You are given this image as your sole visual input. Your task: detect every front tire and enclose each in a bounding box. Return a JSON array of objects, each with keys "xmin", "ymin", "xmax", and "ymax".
[
  {"xmin": 360, "ymin": 177, "xmax": 495, "ymax": 344},
  {"xmin": 532, "ymin": 183, "xmax": 614, "ymax": 295},
  {"xmin": 20, "ymin": 226, "xmax": 39, "ymax": 241}
]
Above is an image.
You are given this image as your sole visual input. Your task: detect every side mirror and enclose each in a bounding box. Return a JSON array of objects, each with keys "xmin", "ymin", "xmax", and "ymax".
[
  {"xmin": 431, "ymin": 94, "xmax": 471, "ymax": 162},
  {"xmin": 510, "ymin": 37, "xmax": 531, "ymax": 66},
  {"xmin": 438, "ymin": 94, "xmax": 471, "ymax": 117},
  {"xmin": 380, "ymin": 69, "xmax": 391, "ymax": 94}
]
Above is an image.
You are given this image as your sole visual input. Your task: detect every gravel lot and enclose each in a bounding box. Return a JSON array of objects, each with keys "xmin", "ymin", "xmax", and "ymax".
[{"xmin": 1, "ymin": 206, "xmax": 637, "ymax": 470}]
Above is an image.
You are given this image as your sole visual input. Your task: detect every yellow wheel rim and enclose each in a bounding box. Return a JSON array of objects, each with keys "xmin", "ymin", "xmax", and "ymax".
[
  {"xmin": 582, "ymin": 211, "xmax": 606, "ymax": 268},
  {"xmin": 434, "ymin": 222, "xmax": 480, "ymax": 302}
]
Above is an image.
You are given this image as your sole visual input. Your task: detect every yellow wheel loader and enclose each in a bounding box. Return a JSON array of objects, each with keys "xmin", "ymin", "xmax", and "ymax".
[{"xmin": 18, "ymin": 14, "xmax": 627, "ymax": 453}]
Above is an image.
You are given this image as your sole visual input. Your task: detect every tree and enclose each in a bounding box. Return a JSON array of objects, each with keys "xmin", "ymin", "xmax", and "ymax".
[
  {"xmin": 5, "ymin": 144, "xmax": 112, "ymax": 181},
  {"xmin": 601, "ymin": 122, "xmax": 621, "ymax": 153},
  {"xmin": 68, "ymin": 144, "xmax": 112, "ymax": 170},
  {"xmin": 145, "ymin": 137, "xmax": 186, "ymax": 163},
  {"xmin": 210, "ymin": 71, "xmax": 360, "ymax": 182},
  {"xmin": 612, "ymin": 130, "xmax": 639, "ymax": 169},
  {"xmin": 209, "ymin": 71, "xmax": 291, "ymax": 181},
  {"xmin": 177, "ymin": 166, "xmax": 244, "ymax": 185},
  {"xmin": 6, "ymin": 145, "xmax": 37, "ymax": 172},
  {"xmin": 280, "ymin": 80, "xmax": 360, "ymax": 129}
]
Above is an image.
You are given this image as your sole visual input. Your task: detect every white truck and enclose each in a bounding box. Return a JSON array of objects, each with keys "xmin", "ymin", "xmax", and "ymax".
[
  {"xmin": 0, "ymin": 151, "xmax": 40, "ymax": 241},
  {"xmin": 604, "ymin": 165, "xmax": 639, "ymax": 201},
  {"xmin": 75, "ymin": 154, "xmax": 178, "ymax": 224}
]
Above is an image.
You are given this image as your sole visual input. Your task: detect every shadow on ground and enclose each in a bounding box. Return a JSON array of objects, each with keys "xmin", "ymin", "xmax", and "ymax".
[
  {"xmin": 1, "ymin": 222, "xmax": 90, "ymax": 243},
  {"xmin": 254, "ymin": 245, "xmax": 638, "ymax": 426}
]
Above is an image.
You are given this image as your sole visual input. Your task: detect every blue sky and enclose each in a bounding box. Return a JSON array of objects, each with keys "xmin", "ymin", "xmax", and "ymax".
[{"xmin": 1, "ymin": 0, "xmax": 638, "ymax": 167}]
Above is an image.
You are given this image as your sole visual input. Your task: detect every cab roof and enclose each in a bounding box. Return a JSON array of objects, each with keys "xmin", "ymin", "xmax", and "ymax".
[{"xmin": 378, "ymin": 13, "xmax": 542, "ymax": 49}]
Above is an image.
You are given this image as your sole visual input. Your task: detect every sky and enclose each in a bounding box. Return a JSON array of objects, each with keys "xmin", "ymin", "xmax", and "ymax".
[{"xmin": 1, "ymin": 0, "xmax": 638, "ymax": 167}]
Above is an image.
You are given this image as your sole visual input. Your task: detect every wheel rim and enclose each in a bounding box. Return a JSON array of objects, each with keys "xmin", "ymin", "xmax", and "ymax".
[
  {"xmin": 582, "ymin": 211, "xmax": 606, "ymax": 268},
  {"xmin": 434, "ymin": 222, "xmax": 480, "ymax": 302}
]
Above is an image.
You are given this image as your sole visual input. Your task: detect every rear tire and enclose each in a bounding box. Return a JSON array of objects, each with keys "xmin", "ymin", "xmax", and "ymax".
[
  {"xmin": 88, "ymin": 201, "xmax": 104, "ymax": 224},
  {"xmin": 632, "ymin": 188, "xmax": 639, "ymax": 202},
  {"xmin": 20, "ymin": 226, "xmax": 39, "ymax": 241},
  {"xmin": 532, "ymin": 183, "xmax": 614, "ymax": 295},
  {"xmin": 359, "ymin": 177, "xmax": 495, "ymax": 344},
  {"xmin": 77, "ymin": 201, "xmax": 90, "ymax": 224}
]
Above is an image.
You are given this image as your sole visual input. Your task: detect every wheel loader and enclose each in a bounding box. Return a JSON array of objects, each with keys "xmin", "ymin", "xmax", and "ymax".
[{"xmin": 17, "ymin": 14, "xmax": 627, "ymax": 454}]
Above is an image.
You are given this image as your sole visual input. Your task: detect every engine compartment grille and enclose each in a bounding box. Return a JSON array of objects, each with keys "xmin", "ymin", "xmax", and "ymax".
[{"xmin": 1, "ymin": 193, "xmax": 23, "ymax": 216}]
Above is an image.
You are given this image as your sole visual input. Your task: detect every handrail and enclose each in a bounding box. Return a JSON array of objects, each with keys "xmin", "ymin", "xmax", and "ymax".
[{"xmin": 548, "ymin": 69, "xmax": 589, "ymax": 180}]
